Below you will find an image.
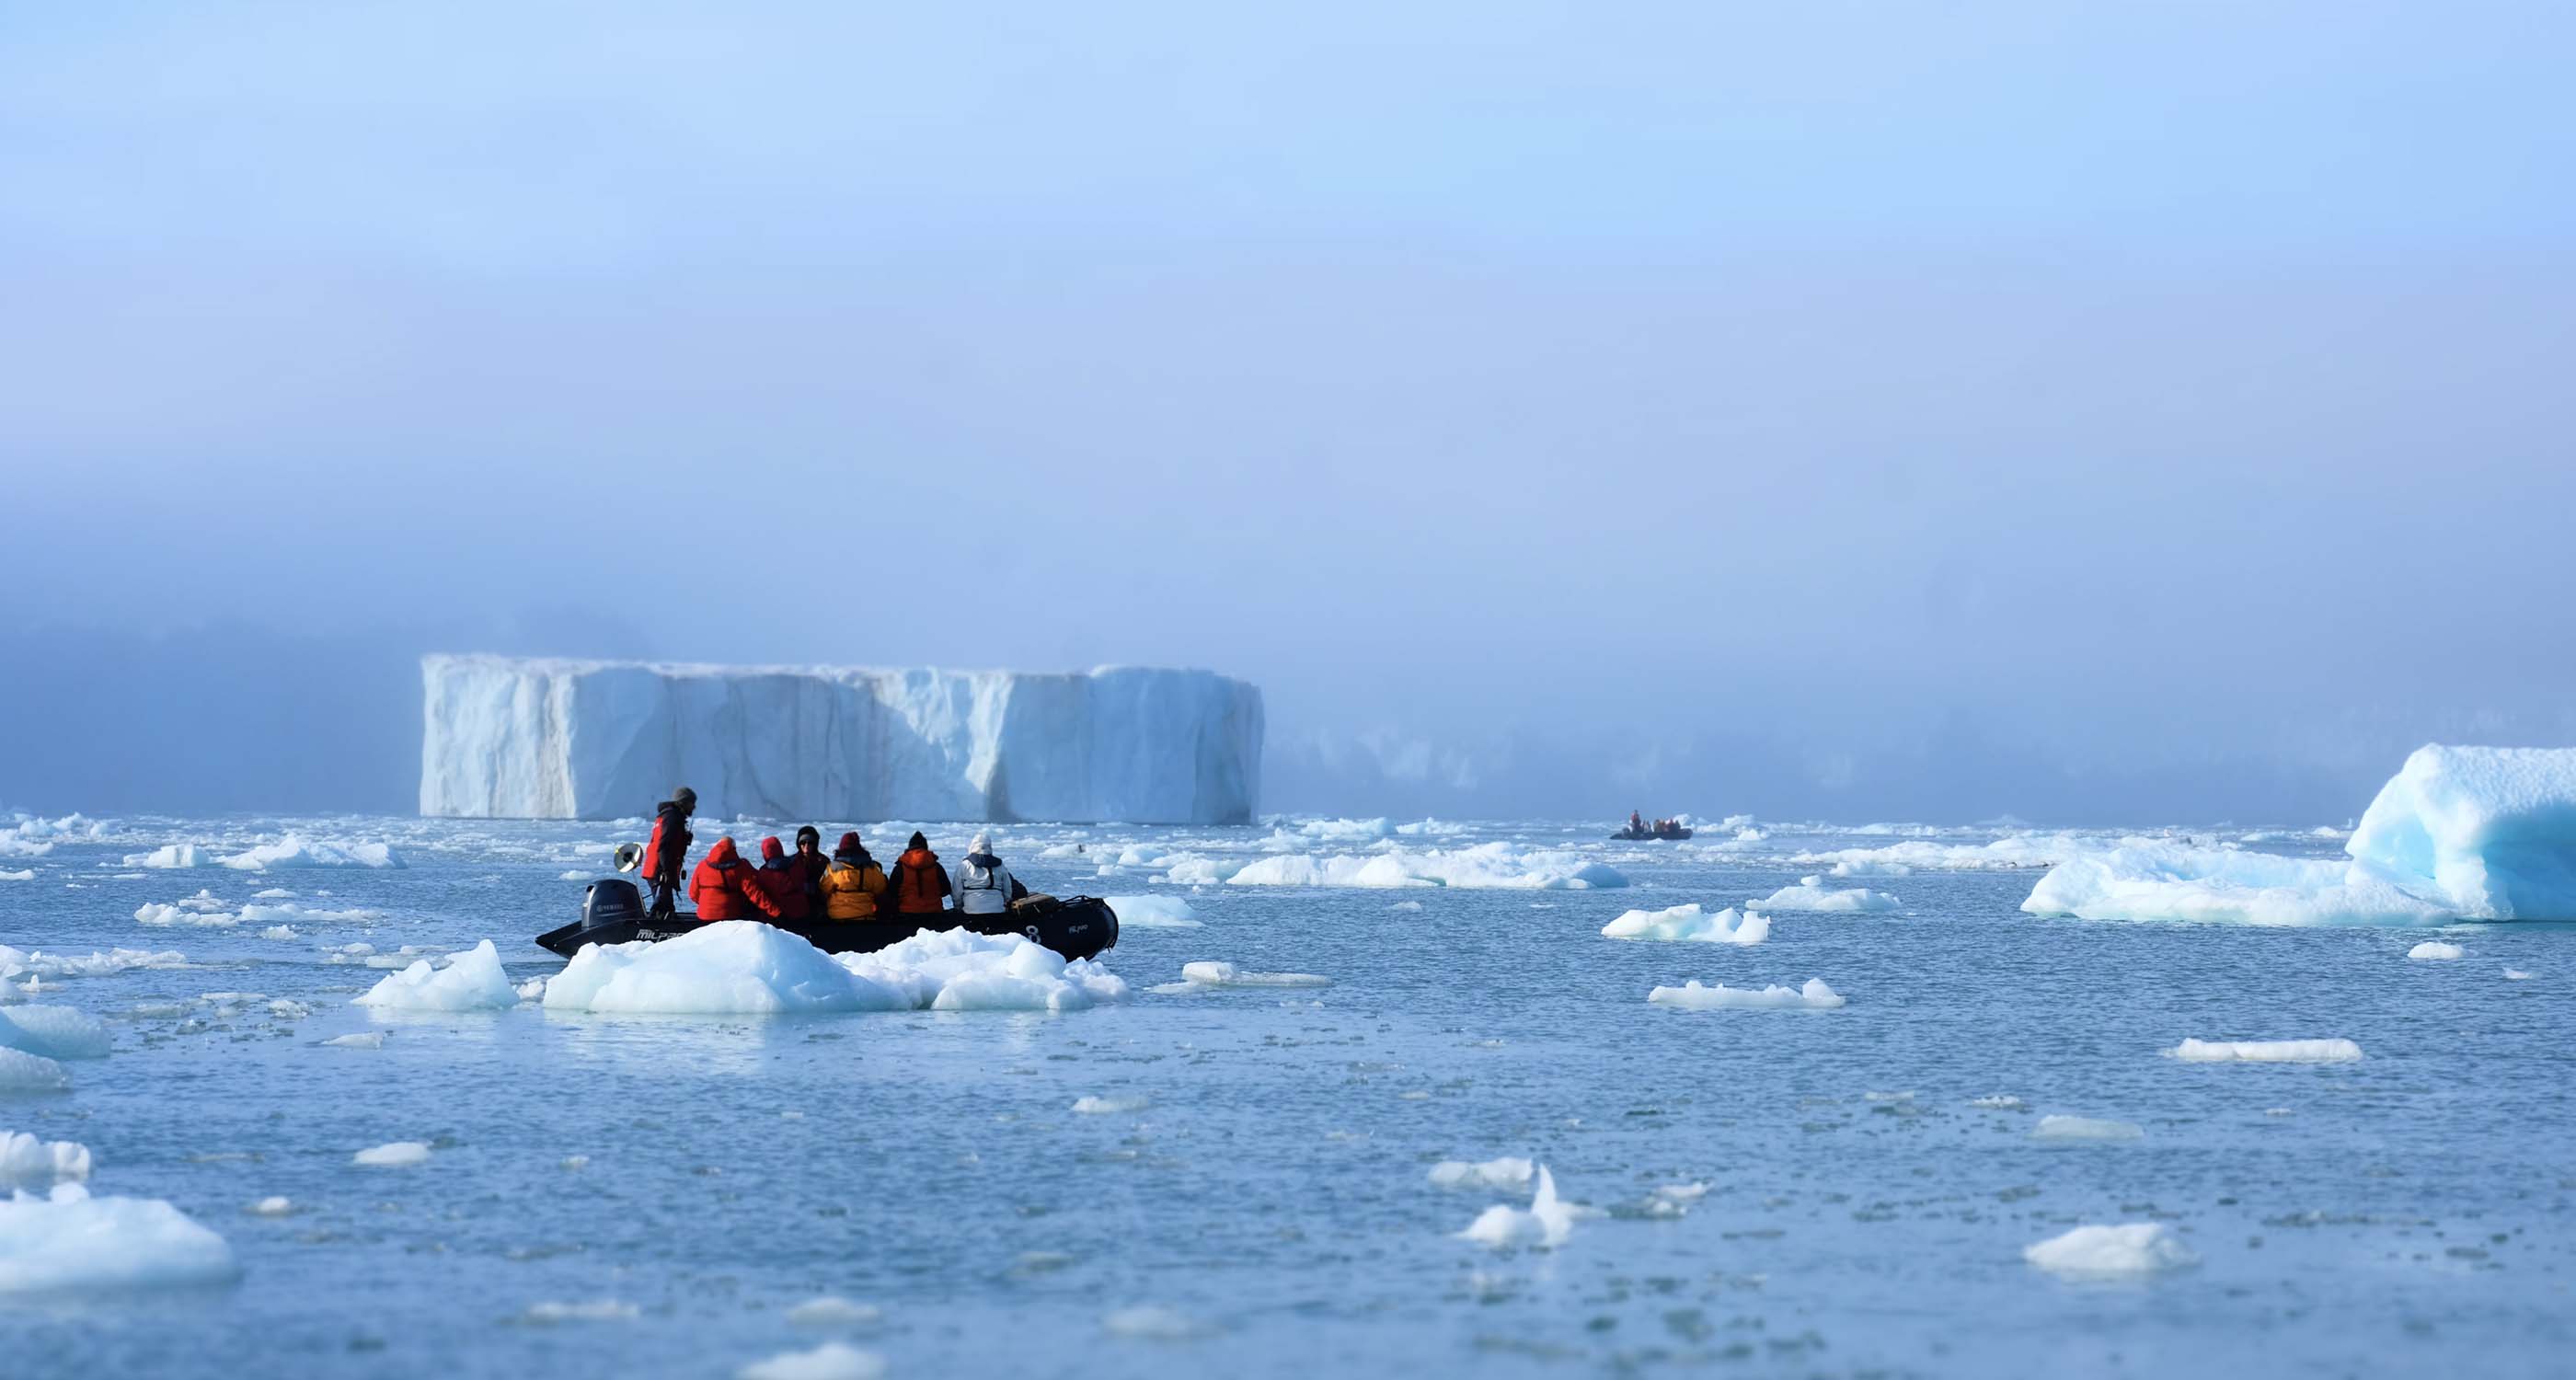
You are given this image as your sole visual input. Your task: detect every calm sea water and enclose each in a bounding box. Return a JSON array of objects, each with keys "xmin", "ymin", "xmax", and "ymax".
[{"xmin": 3, "ymin": 814, "xmax": 2569, "ymax": 1378}]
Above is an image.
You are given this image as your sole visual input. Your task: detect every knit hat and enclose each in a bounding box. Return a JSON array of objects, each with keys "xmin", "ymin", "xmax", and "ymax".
[
  {"xmin": 759, "ymin": 835, "xmax": 785, "ymax": 862},
  {"xmin": 673, "ymin": 786, "xmax": 697, "ymax": 811},
  {"xmin": 907, "ymin": 831, "xmax": 927, "ymax": 851},
  {"xmin": 836, "ymin": 832, "xmax": 861, "ymax": 854}
]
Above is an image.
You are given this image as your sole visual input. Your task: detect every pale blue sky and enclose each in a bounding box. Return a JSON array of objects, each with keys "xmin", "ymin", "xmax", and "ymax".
[{"xmin": 4, "ymin": 2, "xmax": 2571, "ymax": 818}]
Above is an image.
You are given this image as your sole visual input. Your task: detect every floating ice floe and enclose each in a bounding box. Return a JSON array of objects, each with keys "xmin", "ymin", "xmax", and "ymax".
[
  {"xmin": 134, "ymin": 891, "xmax": 237, "ymax": 927},
  {"xmin": 2025, "ymin": 745, "xmax": 2576, "ymax": 925},
  {"xmin": 0, "ymin": 945, "xmax": 184, "ymax": 983},
  {"xmin": 1101, "ymin": 1305, "xmax": 1211, "ymax": 1340},
  {"xmin": 247, "ymin": 1196, "xmax": 293, "ymax": 1216},
  {"xmin": 1970, "ymin": 1095, "xmax": 2024, "ymax": 1110},
  {"xmin": 352, "ymin": 1141, "xmax": 431, "ymax": 1167},
  {"xmin": 522, "ymin": 1299, "xmax": 640, "ymax": 1324},
  {"xmin": 1647, "ymin": 978, "xmax": 1845, "ymax": 1011},
  {"xmin": 2023, "ymin": 1223, "xmax": 2195, "ymax": 1277},
  {"xmin": 0, "ymin": 1182, "xmax": 238, "ymax": 1294},
  {"xmin": 1181, "ymin": 842, "xmax": 1626, "ymax": 891},
  {"xmin": 2165, "ymin": 1038, "xmax": 2363, "ymax": 1064},
  {"xmin": 0, "ymin": 1049, "xmax": 70, "ymax": 1092},
  {"xmin": 736, "ymin": 1340, "xmax": 887, "ymax": 1380},
  {"xmin": 2031, "ymin": 1115, "xmax": 2143, "ymax": 1141},
  {"xmin": 543, "ymin": 922, "xmax": 1128, "ymax": 1015},
  {"xmin": 1104, "ymin": 895, "xmax": 1201, "ymax": 928},
  {"xmin": 1458, "ymin": 1165, "xmax": 1581, "ymax": 1250},
  {"xmin": 1748, "ymin": 876, "xmax": 1900, "ymax": 913},
  {"xmin": 2408, "ymin": 941, "xmax": 2465, "ymax": 960},
  {"xmin": 0, "ymin": 1006, "xmax": 112, "ymax": 1061},
  {"xmin": 786, "ymin": 1296, "xmax": 881, "ymax": 1326},
  {"xmin": 324, "ymin": 1032, "xmax": 386, "ymax": 1049},
  {"xmin": 1428, "ymin": 1157, "xmax": 1534, "ymax": 1190},
  {"xmin": 1071, "ymin": 1096, "xmax": 1146, "ymax": 1115},
  {"xmin": 126, "ymin": 845, "xmax": 206, "ymax": 869},
  {"xmin": 2504, "ymin": 968, "xmax": 2536, "ymax": 981},
  {"xmin": 353, "ymin": 941, "xmax": 517, "ymax": 1012},
  {"xmin": 220, "ymin": 836, "xmax": 404, "ymax": 871},
  {"xmin": 0, "ymin": 870, "xmax": 31, "ymax": 882},
  {"xmin": 1175, "ymin": 960, "xmax": 1329, "ymax": 988},
  {"xmin": 0, "ymin": 1132, "xmax": 90, "ymax": 1189},
  {"xmin": 1600, "ymin": 904, "xmax": 1769, "ymax": 945},
  {"xmin": 1792, "ymin": 832, "xmax": 2141, "ymax": 875}
]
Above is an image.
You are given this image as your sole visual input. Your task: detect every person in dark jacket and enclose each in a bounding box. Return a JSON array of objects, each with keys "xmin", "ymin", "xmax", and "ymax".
[
  {"xmin": 753, "ymin": 836, "xmax": 813, "ymax": 921},
  {"xmin": 790, "ymin": 825, "xmax": 830, "ymax": 915},
  {"xmin": 888, "ymin": 831, "xmax": 952, "ymax": 916},
  {"xmin": 641, "ymin": 787, "xmax": 697, "ymax": 918},
  {"xmin": 689, "ymin": 837, "xmax": 783, "ymax": 921}
]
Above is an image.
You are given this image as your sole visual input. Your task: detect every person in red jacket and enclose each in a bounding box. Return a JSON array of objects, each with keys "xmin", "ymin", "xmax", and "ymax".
[
  {"xmin": 689, "ymin": 837, "xmax": 784, "ymax": 921},
  {"xmin": 640, "ymin": 787, "xmax": 696, "ymax": 919},
  {"xmin": 754, "ymin": 835, "xmax": 813, "ymax": 921}
]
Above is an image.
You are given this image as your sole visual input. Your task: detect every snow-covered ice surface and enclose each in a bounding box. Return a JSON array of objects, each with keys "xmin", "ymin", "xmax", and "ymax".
[{"xmin": 1, "ymin": 810, "xmax": 2570, "ymax": 1377}]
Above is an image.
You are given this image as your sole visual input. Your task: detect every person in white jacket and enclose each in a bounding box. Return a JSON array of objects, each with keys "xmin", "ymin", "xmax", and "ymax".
[{"xmin": 953, "ymin": 832, "xmax": 1029, "ymax": 915}]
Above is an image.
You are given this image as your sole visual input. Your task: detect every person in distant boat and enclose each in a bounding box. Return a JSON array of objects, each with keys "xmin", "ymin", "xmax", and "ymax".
[
  {"xmin": 641, "ymin": 786, "xmax": 697, "ymax": 919},
  {"xmin": 1629, "ymin": 810, "xmax": 1644, "ymax": 834},
  {"xmin": 889, "ymin": 831, "xmax": 953, "ymax": 916},
  {"xmin": 821, "ymin": 832, "xmax": 890, "ymax": 920},
  {"xmin": 953, "ymin": 832, "xmax": 1030, "ymax": 916},
  {"xmin": 753, "ymin": 835, "xmax": 814, "ymax": 921},
  {"xmin": 790, "ymin": 825, "xmax": 830, "ymax": 914},
  {"xmin": 689, "ymin": 836, "xmax": 784, "ymax": 920}
]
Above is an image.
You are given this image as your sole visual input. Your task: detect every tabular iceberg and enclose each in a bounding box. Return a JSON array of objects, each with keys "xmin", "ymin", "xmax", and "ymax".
[
  {"xmin": 2025, "ymin": 744, "xmax": 2576, "ymax": 925},
  {"xmin": 419, "ymin": 654, "xmax": 1262, "ymax": 824}
]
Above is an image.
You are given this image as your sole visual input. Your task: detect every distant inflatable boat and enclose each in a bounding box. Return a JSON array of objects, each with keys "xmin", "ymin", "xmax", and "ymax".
[
  {"xmin": 1611, "ymin": 825, "xmax": 1692, "ymax": 841},
  {"xmin": 537, "ymin": 878, "xmax": 1120, "ymax": 961}
]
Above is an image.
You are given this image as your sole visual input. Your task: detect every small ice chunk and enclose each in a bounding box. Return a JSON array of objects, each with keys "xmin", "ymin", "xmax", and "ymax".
[
  {"xmin": 787, "ymin": 1295, "xmax": 881, "ymax": 1326},
  {"xmin": 1600, "ymin": 904, "xmax": 1769, "ymax": 944},
  {"xmin": 217, "ymin": 836, "xmax": 404, "ymax": 871},
  {"xmin": 1647, "ymin": 978, "xmax": 1845, "ymax": 1010},
  {"xmin": 0, "ymin": 1006, "xmax": 113, "ymax": 1060},
  {"xmin": 560, "ymin": 1156, "xmax": 591, "ymax": 1170},
  {"xmin": 247, "ymin": 1197, "xmax": 293, "ymax": 1216},
  {"xmin": 522, "ymin": 1299, "xmax": 639, "ymax": 1323},
  {"xmin": 1749, "ymin": 877, "xmax": 1900, "ymax": 913},
  {"xmin": 2408, "ymin": 941, "xmax": 2465, "ymax": 960},
  {"xmin": 1428, "ymin": 1157, "xmax": 1534, "ymax": 1190},
  {"xmin": 1101, "ymin": 1305, "xmax": 1208, "ymax": 1340},
  {"xmin": 2503, "ymin": 968, "xmax": 2536, "ymax": 980},
  {"xmin": 0, "ymin": 1049, "xmax": 70, "ymax": 1091},
  {"xmin": 0, "ymin": 1183, "xmax": 238, "ymax": 1293},
  {"xmin": 736, "ymin": 1341, "xmax": 886, "ymax": 1380},
  {"xmin": 2024, "ymin": 1223, "xmax": 2196, "ymax": 1277},
  {"xmin": 2165, "ymin": 1038, "xmax": 2363, "ymax": 1064},
  {"xmin": 1389, "ymin": 900, "xmax": 1424, "ymax": 912},
  {"xmin": 1179, "ymin": 961, "xmax": 1329, "ymax": 988},
  {"xmin": 258, "ymin": 926, "xmax": 298, "ymax": 941},
  {"xmin": 0, "ymin": 1131, "xmax": 92, "ymax": 1188},
  {"xmin": 1971, "ymin": 1095, "xmax": 2024, "ymax": 1110},
  {"xmin": 0, "ymin": 870, "xmax": 32, "ymax": 882},
  {"xmin": 354, "ymin": 940, "xmax": 517, "ymax": 1012},
  {"xmin": 514, "ymin": 978, "xmax": 546, "ymax": 1001},
  {"xmin": 351, "ymin": 1141, "xmax": 431, "ymax": 1167},
  {"xmin": 324, "ymin": 1032, "xmax": 385, "ymax": 1050},
  {"xmin": 1103, "ymin": 896, "xmax": 1201, "ymax": 928},
  {"xmin": 2032, "ymin": 1115, "xmax": 2143, "ymax": 1142},
  {"xmin": 1071, "ymin": 1096, "xmax": 1146, "ymax": 1115},
  {"xmin": 1458, "ymin": 1165, "xmax": 1580, "ymax": 1249}
]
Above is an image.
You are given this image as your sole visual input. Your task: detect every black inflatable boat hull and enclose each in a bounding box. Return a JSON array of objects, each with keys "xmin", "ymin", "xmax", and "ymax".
[
  {"xmin": 1611, "ymin": 827, "xmax": 1693, "ymax": 841},
  {"xmin": 536, "ymin": 879, "xmax": 1119, "ymax": 962}
]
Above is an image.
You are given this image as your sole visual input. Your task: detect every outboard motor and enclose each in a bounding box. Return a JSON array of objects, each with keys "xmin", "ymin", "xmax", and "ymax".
[{"xmin": 584, "ymin": 878, "xmax": 645, "ymax": 931}]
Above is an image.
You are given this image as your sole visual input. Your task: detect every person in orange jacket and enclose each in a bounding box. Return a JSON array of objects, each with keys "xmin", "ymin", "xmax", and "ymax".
[
  {"xmin": 753, "ymin": 836, "xmax": 814, "ymax": 921},
  {"xmin": 689, "ymin": 837, "xmax": 784, "ymax": 921},
  {"xmin": 888, "ymin": 831, "xmax": 952, "ymax": 916},
  {"xmin": 820, "ymin": 832, "xmax": 890, "ymax": 920}
]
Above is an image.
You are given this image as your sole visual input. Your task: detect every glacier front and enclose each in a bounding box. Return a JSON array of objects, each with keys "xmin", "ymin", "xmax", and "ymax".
[{"xmin": 418, "ymin": 655, "xmax": 1262, "ymax": 824}]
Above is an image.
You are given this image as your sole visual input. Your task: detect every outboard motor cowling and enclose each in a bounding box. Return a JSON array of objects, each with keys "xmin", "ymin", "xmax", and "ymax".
[{"xmin": 583, "ymin": 878, "xmax": 644, "ymax": 930}]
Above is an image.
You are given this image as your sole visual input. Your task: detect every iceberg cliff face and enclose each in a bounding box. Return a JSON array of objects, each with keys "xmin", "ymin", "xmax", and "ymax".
[{"xmin": 419, "ymin": 655, "xmax": 1263, "ymax": 824}]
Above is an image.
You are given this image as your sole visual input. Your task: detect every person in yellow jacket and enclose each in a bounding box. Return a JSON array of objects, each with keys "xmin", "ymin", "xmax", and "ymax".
[{"xmin": 820, "ymin": 832, "xmax": 891, "ymax": 920}]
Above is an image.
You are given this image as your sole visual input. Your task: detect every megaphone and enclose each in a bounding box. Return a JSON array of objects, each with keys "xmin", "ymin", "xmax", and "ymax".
[{"xmin": 613, "ymin": 843, "xmax": 645, "ymax": 875}]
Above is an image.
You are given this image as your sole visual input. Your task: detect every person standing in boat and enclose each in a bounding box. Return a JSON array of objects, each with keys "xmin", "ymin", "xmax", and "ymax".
[
  {"xmin": 820, "ymin": 832, "xmax": 890, "ymax": 920},
  {"xmin": 640, "ymin": 787, "xmax": 696, "ymax": 919},
  {"xmin": 789, "ymin": 825, "xmax": 831, "ymax": 915},
  {"xmin": 954, "ymin": 833, "xmax": 1030, "ymax": 915},
  {"xmin": 689, "ymin": 836, "xmax": 784, "ymax": 920},
  {"xmin": 888, "ymin": 831, "xmax": 953, "ymax": 917},
  {"xmin": 1629, "ymin": 810, "xmax": 1644, "ymax": 835}
]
